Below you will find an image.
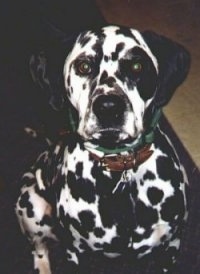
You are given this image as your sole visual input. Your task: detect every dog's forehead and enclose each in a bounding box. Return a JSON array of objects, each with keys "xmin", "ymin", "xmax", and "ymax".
[
  {"xmin": 101, "ymin": 26, "xmax": 145, "ymax": 53},
  {"xmin": 70, "ymin": 25, "xmax": 158, "ymax": 70}
]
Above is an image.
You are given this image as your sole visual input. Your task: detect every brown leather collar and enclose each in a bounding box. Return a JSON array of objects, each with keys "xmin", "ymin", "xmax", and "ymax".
[{"xmin": 90, "ymin": 144, "xmax": 153, "ymax": 172}]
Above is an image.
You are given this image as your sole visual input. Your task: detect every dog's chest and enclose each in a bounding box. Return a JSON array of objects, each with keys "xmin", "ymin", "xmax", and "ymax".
[
  {"xmin": 57, "ymin": 148, "xmax": 136, "ymax": 253},
  {"xmin": 55, "ymin": 141, "xmax": 184, "ymax": 256}
]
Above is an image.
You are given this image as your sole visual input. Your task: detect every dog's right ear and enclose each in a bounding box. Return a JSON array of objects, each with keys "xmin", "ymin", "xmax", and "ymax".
[
  {"xmin": 29, "ymin": 22, "xmax": 78, "ymax": 111},
  {"xmin": 29, "ymin": 50, "xmax": 65, "ymax": 111}
]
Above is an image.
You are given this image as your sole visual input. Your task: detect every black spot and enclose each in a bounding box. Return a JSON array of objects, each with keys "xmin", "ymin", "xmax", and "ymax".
[
  {"xmin": 140, "ymin": 179, "xmax": 144, "ymax": 186},
  {"xmin": 132, "ymin": 228, "xmax": 152, "ymax": 243},
  {"xmin": 23, "ymin": 175, "xmax": 35, "ymax": 187},
  {"xmin": 67, "ymin": 171, "xmax": 96, "ymax": 203},
  {"xmin": 58, "ymin": 208, "xmax": 75, "ymax": 244},
  {"xmin": 67, "ymin": 75, "xmax": 71, "ymax": 86},
  {"xmin": 156, "ymin": 156, "xmax": 173, "ymax": 181},
  {"xmin": 104, "ymin": 55, "xmax": 109, "ymax": 62},
  {"xmin": 78, "ymin": 32, "xmax": 91, "ymax": 47},
  {"xmin": 99, "ymin": 70, "xmax": 108, "ymax": 84},
  {"xmin": 66, "ymin": 253, "xmax": 72, "ymax": 259},
  {"xmin": 38, "ymin": 254, "xmax": 43, "ymax": 259},
  {"xmin": 79, "ymin": 239, "xmax": 91, "ymax": 251},
  {"xmin": 156, "ymin": 156, "xmax": 182, "ymax": 188},
  {"xmin": 131, "ymin": 33, "xmax": 141, "ymax": 45},
  {"xmin": 67, "ymin": 135, "xmax": 81, "ymax": 154},
  {"xmin": 97, "ymin": 196, "xmax": 115, "ymax": 228},
  {"xmin": 36, "ymin": 231, "xmax": 43, "ymax": 237},
  {"xmin": 99, "ymin": 70, "xmax": 116, "ymax": 87},
  {"xmin": 94, "ymin": 242, "xmax": 102, "ymax": 249},
  {"xmin": 94, "ymin": 227, "xmax": 105, "ymax": 238},
  {"xmin": 83, "ymin": 83, "xmax": 86, "ymax": 90},
  {"xmin": 116, "ymin": 27, "xmax": 135, "ymax": 40},
  {"xmin": 59, "ymin": 205, "xmax": 70, "ymax": 230},
  {"xmin": 19, "ymin": 191, "xmax": 34, "ymax": 218},
  {"xmin": 18, "ymin": 210, "xmax": 23, "ymax": 216},
  {"xmin": 116, "ymin": 26, "xmax": 141, "ymax": 45},
  {"xmin": 135, "ymin": 201, "xmax": 158, "ymax": 227},
  {"xmin": 111, "ymin": 42, "xmax": 125, "ymax": 61},
  {"xmin": 40, "ymin": 215, "xmax": 53, "ymax": 226},
  {"xmin": 110, "ymin": 236, "xmax": 127, "ymax": 251},
  {"xmin": 71, "ymin": 217, "xmax": 89, "ymax": 239},
  {"xmin": 136, "ymin": 245, "xmax": 151, "ymax": 254},
  {"xmin": 103, "ymin": 236, "xmax": 127, "ymax": 253},
  {"xmin": 76, "ymin": 162, "xmax": 83, "ymax": 177},
  {"xmin": 147, "ymin": 187, "xmax": 164, "ymax": 205},
  {"xmin": 90, "ymin": 40, "xmax": 103, "ymax": 79},
  {"xmin": 160, "ymin": 191, "xmax": 185, "ymax": 222},
  {"xmin": 143, "ymin": 170, "xmax": 156, "ymax": 180},
  {"xmin": 92, "ymin": 40, "xmax": 104, "ymax": 59},
  {"xmin": 78, "ymin": 210, "xmax": 96, "ymax": 232}
]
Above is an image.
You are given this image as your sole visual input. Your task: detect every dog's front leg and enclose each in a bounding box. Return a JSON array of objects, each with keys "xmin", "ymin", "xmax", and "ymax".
[
  {"xmin": 32, "ymin": 241, "xmax": 52, "ymax": 274},
  {"xmin": 153, "ymin": 236, "xmax": 181, "ymax": 274},
  {"xmin": 15, "ymin": 175, "xmax": 57, "ymax": 274},
  {"xmin": 56, "ymin": 248, "xmax": 82, "ymax": 274}
]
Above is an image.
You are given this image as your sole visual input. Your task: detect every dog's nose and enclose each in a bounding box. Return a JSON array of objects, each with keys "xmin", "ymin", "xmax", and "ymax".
[{"xmin": 93, "ymin": 95, "xmax": 126, "ymax": 124}]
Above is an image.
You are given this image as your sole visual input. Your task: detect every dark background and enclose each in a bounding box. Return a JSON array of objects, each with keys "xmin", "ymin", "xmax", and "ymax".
[{"xmin": 0, "ymin": 1, "xmax": 200, "ymax": 273}]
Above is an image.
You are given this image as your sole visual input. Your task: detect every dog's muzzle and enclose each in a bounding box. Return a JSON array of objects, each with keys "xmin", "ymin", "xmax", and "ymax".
[{"xmin": 90, "ymin": 94, "xmax": 129, "ymax": 147}]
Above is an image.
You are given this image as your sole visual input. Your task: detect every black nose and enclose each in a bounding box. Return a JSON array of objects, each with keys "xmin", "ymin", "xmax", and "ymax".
[{"xmin": 93, "ymin": 95, "xmax": 126, "ymax": 124}]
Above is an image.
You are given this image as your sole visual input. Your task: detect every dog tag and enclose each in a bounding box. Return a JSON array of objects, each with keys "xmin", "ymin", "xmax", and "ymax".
[{"xmin": 112, "ymin": 170, "xmax": 132, "ymax": 194}]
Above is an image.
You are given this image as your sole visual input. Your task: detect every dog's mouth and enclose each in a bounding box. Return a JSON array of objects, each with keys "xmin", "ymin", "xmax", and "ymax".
[{"xmin": 90, "ymin": 128, "xmax": 135, "ymax": 149}]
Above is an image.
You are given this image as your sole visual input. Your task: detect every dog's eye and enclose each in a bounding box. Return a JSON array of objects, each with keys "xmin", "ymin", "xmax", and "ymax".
[
  {"xmin": 77, "ymin": 61, "xmax": 92, "ymax": 75},
  {"xmin": 131, "ymin": 62, "xmax": 142, "ymax": 73}
]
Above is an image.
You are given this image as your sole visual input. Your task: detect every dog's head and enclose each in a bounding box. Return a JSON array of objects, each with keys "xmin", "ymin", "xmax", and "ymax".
[{"xmin": 63, "ymin": 25, "xmax": 190, "ymax": 147}]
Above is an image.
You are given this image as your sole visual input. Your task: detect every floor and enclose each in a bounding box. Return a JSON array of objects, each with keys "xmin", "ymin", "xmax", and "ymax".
[{"xmin": 96, "ymin": 0, "xmax": 200, "ymax": 168}]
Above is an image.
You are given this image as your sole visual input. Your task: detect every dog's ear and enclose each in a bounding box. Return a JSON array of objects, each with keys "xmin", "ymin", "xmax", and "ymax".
[
  {"xmin": 142, "ymin": 31, "xmax": 191, "ymax": 107},
  {"xmin": 29, "ymin": 50, "xmax": 65, "ymax": 111},
  {"xmin": 29, "ymin": 48, "xmax": 67, "ymax": 111},
  {"xmin": 29, "ymin": 28, "xmax": 77, "ymax": 111}
]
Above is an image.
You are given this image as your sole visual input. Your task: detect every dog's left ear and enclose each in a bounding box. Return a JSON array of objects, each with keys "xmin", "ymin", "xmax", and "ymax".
[{"xmin": 142, "ymin": 31, "xmax": 191, "ymax": 107}]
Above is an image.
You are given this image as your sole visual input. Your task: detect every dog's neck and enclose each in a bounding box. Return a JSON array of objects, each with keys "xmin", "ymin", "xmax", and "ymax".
[
  {"xmin": 65, "ymin": 107, "xmax": 162, "ymax": 172},
  {"xmin": 83, "ymin": 108, "xmax": 162, "ymax": 172}
]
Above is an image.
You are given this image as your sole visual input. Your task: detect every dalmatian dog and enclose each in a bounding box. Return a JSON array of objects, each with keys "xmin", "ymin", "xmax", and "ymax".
[{"xmin": 15, "ymin": 25, "xmax": 190, "ymax": 273}]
